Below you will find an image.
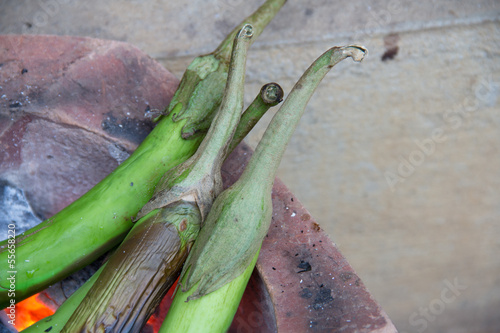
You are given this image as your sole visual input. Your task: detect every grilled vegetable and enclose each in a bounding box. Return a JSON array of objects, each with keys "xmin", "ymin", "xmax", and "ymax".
[
  {"xmin": 22, "ymin": 265, "xmax": 105, "ymax": 333},
  {"xmin": 61, "ymin": 23, "xmax": 254, "ymax": 333},
  {"xmin": 161, "ymin": 45, "xmax": 367, "ymax": 333},
  {"xmin": 0, "ymin": 0, "xmax": 287, "ymax": 309},
  {"xmin": 62, "ymin": 203, "xmax": 201, "ymax": 333},
  {"xmin": 21, "ymin": 80, "xmax": 283, "ymax": 333}
]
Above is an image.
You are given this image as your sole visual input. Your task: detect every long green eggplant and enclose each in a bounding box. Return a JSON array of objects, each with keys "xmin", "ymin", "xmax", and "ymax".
[
  {"xmin": 0, "ymin": 0, "xmax": 287, "ymax": 309},
  {"xmin": 161, "ymin": 45, "xmax": 367, "ymax": 332},
  {"xmin": 21, "ymin": 80, "xmax": 282, "ymax": 333},
  {"xmin": 23, "ymin": 49, "xmax": 283, "ymax": 333},
  {"xmin": 61, "ymin": 23, "xmax": 254, "ymax": 333}
]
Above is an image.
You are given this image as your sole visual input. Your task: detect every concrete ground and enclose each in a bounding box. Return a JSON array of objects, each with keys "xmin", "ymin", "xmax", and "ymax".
[{"xmin": 1, "ymin": 0, "xmax": 499, "ymax": 332}]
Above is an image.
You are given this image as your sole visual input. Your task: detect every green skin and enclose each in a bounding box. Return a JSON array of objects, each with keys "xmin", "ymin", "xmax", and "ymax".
[
  {"xmin": 137, "ymin": 24, "xmax": 254, "ymax": 223},
  {"xmin": 62, "ymin": 203, "xmax": 201, "ymax": 333},
  {"xmin": 163, "ymin": 45, "xmax": 367, "ymax": 332},
  {"xmin": 21, "ymin": 81, "xmax": 283, "ymax": 333},
  {"xmin": 24, "ymin": 203, "xmax": 201, "ymax": 333},
  {"xmin": 162, "ymin": 0, "xmax": 287, "ymax": 138},
  {"xmin": 61, "ymin": 24, "xmax": 254, "ymax": 333},
  {"xmin": 228, "ymin": 82, "xmax": 283, "ymax": 153},
  {"xmin": 0, "ymin": 114, "xmax": 200, "ymax": 309},
  {"xmin": 0, "ymin": 0, "xmax": 287, "ymax": 309},
  {"xmin": 22, "ymin": 265, "xmax": 105, "ymax": 333},
  {"xmin": 160, "ymin": 249, "xmax": 260, "ymax": 333},
  {"xmin": 22, "ymin": 22, "xmax": 284, "ymax": 332}
]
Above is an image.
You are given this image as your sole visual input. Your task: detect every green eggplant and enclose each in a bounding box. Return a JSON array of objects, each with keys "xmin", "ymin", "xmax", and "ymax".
[
  {"xmin": 162, "ymin": 45, "xmax": 367, "ymax": 333},
  {"xmin": 22, "ymin": 79, "xmax": 283, "ymax": 333},
  {"xmin": 0, "ymin": 0, "xmax": 287, "ymax": 309},
  {"xmin": 61, "ymin": 23, "xmax": 254, "ymax": 333}
]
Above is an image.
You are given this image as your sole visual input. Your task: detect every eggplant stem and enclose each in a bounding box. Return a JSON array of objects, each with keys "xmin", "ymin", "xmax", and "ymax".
[{"xmin": 238, "ymin": 45, "xmax": 367, "ymax": 191}]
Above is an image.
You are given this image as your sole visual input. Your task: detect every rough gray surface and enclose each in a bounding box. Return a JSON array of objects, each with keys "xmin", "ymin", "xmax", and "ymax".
[
  {"xmin": 1, "ymin": 1, "xmax": 499, "ymax": 332},
  {"xmin": 0, "ymin": 182, "xmax": 42, "ymax": 242}
]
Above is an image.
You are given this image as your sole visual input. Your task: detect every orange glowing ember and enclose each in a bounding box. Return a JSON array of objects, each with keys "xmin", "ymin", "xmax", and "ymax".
[
  {"xmin": 146, "ymin": 277, "xmax": 178, "ymax": 333},
  {"xmin": 3, "ymin": 279, "xmax": 179, "ymax": 332},
  {"xmin": 146, "ymin": 314, "xmax": 163, "ymax": 333},
  {"xmin": 3, "ymin": 294, "xmax": 54, "ymax": 331}
]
